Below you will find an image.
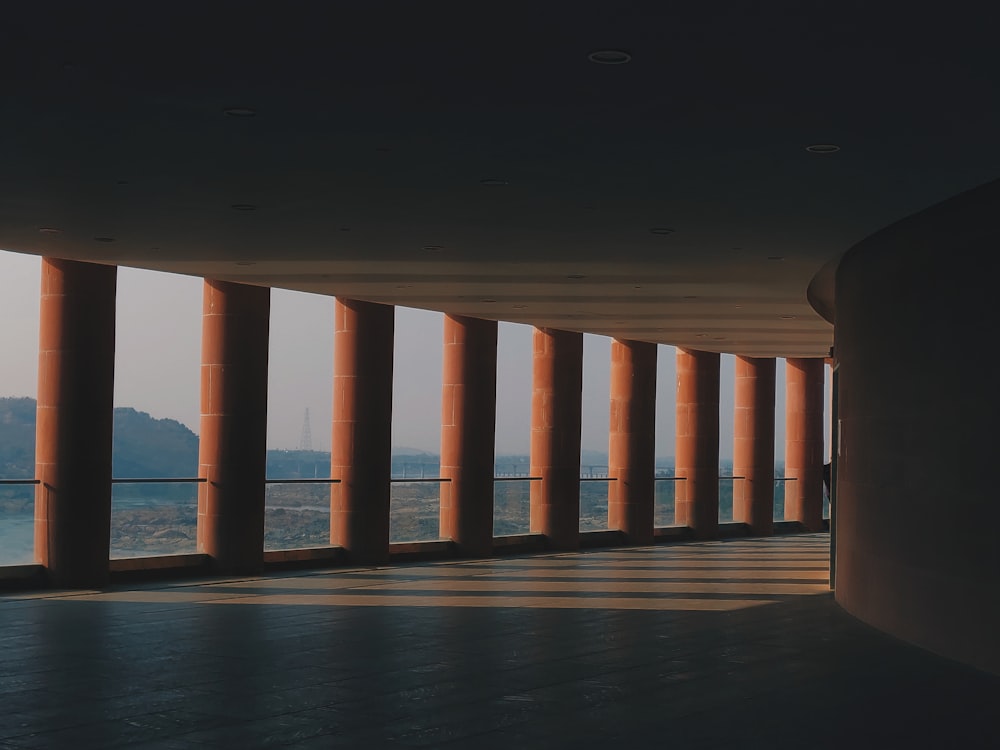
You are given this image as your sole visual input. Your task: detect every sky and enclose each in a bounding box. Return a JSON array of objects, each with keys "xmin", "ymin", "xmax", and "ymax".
[{"xmin": 0, "ymin": 249, "xmax": 823, "ymax": 460}]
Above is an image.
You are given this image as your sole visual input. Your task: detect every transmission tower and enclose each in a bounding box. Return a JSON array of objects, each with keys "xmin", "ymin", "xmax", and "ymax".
[{"xmin": 299, "ymin": 407, "xmax": 313, "ymax": 452}]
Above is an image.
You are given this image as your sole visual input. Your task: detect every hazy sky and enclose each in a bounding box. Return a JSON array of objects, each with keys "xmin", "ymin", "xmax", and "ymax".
[{"xmin": 0, "ymin": 249, "xmax": 818, "ymax": 460}]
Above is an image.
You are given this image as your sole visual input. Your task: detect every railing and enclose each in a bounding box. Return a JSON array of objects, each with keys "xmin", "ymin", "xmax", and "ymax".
[
  {"xmin": 580, "ymin": 476, "xmax": 616, "ymax": 532},
  {"xmin": 717, "ymin": 475, "xmax": 743, "ymax": 523},
  {"xmin": 389, "ymin": 477, "xmax": 451, "ymax": 544},
  {"xmin": 265, "ymin": 478, "xmax": 341, "ymax": 551},
  {"xmin": 773, "ymin": 476, "xmax": 797, "ymax": 521},
  {"xmin": 493, "ymin": 476, "xmax": 539, "ymax": 536},
  {"xmin": 654, "ymin": 476, "xmax": 685, "ymax": 527},
  {"xmin": 110, "ymin": 477, "xmax": 209, "ymax": 559}
]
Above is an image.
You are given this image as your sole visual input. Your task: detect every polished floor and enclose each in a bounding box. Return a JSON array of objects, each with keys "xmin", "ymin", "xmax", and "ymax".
[{"xmin": 1, "ymin": 533, "xmax": 998, "ymax": 749}]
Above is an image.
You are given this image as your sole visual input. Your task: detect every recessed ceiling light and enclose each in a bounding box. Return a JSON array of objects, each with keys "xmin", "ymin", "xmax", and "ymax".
[
  {"xmin": 633, "ymin": 285, "xmax": 642, "ymax": 289},
  {"xmin": 588, "ymin": 49, "xmax": 632, "ymax": 65},
  {"xmin": 94, "ymin": 237, "xmax": 116, "ymax": 242},
  {"xmin": 649, "ymin": 227, "xmax": 674, "ymax": 235},
  {"xmin": 480, "ymin": 178, "xmax": 508, "ymax": 186},
  {"xmin": 224, "ymin": 107, "xmax": 256, "ymax": 118},
  {"xmin": 38, "ymin": 227, "xmax": 62, "ymax": 234},
  {"xmin": 481, "ymin": 298, "xmax": 497, "ymax": 303},
  {"xmin": 422, "ymin": 245, "xmax": 444, "ymax": 252},
  {"xmin": 806, "ymin": 144, "xmax": 840, "ymax": 153}
]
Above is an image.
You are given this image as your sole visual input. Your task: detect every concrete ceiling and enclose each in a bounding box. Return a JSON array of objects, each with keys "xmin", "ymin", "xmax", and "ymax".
[{"xmin": 2, "ymin": 1, "xmax": 998, "ymax": 357}]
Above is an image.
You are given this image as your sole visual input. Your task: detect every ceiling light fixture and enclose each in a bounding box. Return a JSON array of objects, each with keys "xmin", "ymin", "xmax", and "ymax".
[
  {"xmin": 38, "ymin": 227, "xmax": 62, "ymax": 234},
  {"xmin": 588, "ymin": 49, "xmax": 632, "ymax": 65},
  {"xmin": 422, "ymin": 245, "xmax": 444, "ymax": 252},
  {"xmin": 806, "ymin": 144, "xmax": 840, "ymax": 153},
  {"xmin": 224, "ymin": 107, "xmax": 256, "ymax": 118},
  {"xmin": 481, "ymin": 298, "xmax": 497, "ymax": 303}
]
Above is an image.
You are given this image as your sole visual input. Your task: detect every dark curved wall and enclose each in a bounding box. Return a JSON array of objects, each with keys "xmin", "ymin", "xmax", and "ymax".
[{"xmin": 834, "ymin": 179, "xmax": 1000, "ymax": 675}]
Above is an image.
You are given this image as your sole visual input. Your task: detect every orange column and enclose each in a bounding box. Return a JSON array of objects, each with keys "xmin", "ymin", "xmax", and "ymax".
[
  {"xmin": 785, "ymin": 357, "xmax": 825, "ymax": 531},
  {"xmin": 674, "ymin": 348, "xmax": 720, "ymax": 539},
  {"xmin": 607, "ymin": 339, "xmax": 657, "ymax": 544},
  {"xmin": 197, "ymin": 280, "xmax": 270, "ymax": 574},
  {"xmin": 733, "ymin": 356, "xmax": 776, "ymax": 535},
  {"xmin": 330, "ymin": 298, "xmax": 394, "ymax": 564},
  {"xmin": 439, "ymin": 315, "xmax": 498, "ymax": 555},
  {"xmin": 34, "ymin": 258, "xmax": 117, "ymax": 588},
  {"xmin": 529, "ymin": 328, "xmax": 582, "ymax": 550}
]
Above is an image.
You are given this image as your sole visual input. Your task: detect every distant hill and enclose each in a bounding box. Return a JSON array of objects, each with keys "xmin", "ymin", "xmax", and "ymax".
[{"xmin": 0, "ymin": 398, "xmax": 201, "ymax": 493}]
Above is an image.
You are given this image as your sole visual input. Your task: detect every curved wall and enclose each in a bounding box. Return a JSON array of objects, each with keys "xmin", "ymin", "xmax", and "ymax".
[{"xmin": 834, "ymin": 179, "xmax": 1000, "ymax": 675}]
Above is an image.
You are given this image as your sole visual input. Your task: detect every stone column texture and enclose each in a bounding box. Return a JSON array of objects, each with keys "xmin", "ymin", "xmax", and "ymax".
[
  {"xmin": 784, "ymin": 357, "xmax": 825, "ymax": 531},
  {"xmin": 439, "ymin": 315, "xmax": 498, "ymax": 555},
  {"xmin": 330, "ymin": 298, "xmax": 394, "ymax": 564},
  {"xmin": 529, "ymin": 328, "xmax": 583, "ymax": 550},
  {"xmin": 197, "ymin": 280, "xmax": 270, "ymax": 574},
  {"xmin": 733, "ymin": 356, "xmax": 776, "ymax": 535},
  {"xmin": 34, "ymin": 258, "xmax": 117, "ymax": 588},
  {"xmin": 674, "ymin": 347, "xmax": 720, "ymax": 539},
  {"xmin": 607, "ymin": 339, "xmax": 657, "ymax": 544}
]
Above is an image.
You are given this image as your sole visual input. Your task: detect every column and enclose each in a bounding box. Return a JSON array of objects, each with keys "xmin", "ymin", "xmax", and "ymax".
[
  {"xmin": 733, "ymin": 356, "xmax": 776, "ymax": 535},
  {"xmin": 330, "ymin": 299, "xmax": 394, "ymax": 564},
  {"xmin": 197, "ymin": 280, "xmax": 270, "ymax": 574},
  {"xmin": 607, "ymin": 339, "xmax": 657, "ymax": 544},
  {"xmin": 529, "ymin": 328, "xmax": 583, "ymax": 550},
  {"xmin": 439, "ymin": 315, "xmax": 498, "ymax": 556},
  {"xmin": 784, "ymin": 357, "xmax": 825, "ymax": 531},
  {"xmin": 34, "ymin": 258, "xmax": 117, "ymax": 588},
  {"xmin": 674, "ymin": 347, "xmax": 720, "ymax": 539}
]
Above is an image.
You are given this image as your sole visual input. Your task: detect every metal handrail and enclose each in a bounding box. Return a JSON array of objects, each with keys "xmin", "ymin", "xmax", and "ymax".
[
  {"xmin": 390, "ymin": 478, "xmax": 451, "ymax": 483},
  {"xmin": 111, "ymin": 478, "xmax": 207, "ymax": 484},
  {"xmin": 654, "ymin": 477, "xmax": 686, "ymax": 481},
  {"xmin": 0, "ymin": 479, "xmax": 40, "ymax": 485},
  {"xmin": 580, "ymin": 477, "xmax": 617, "ymax": 482},
  {"xmin": 493, "ymin": 476, "xmax": 542, "ymax": 481}
]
